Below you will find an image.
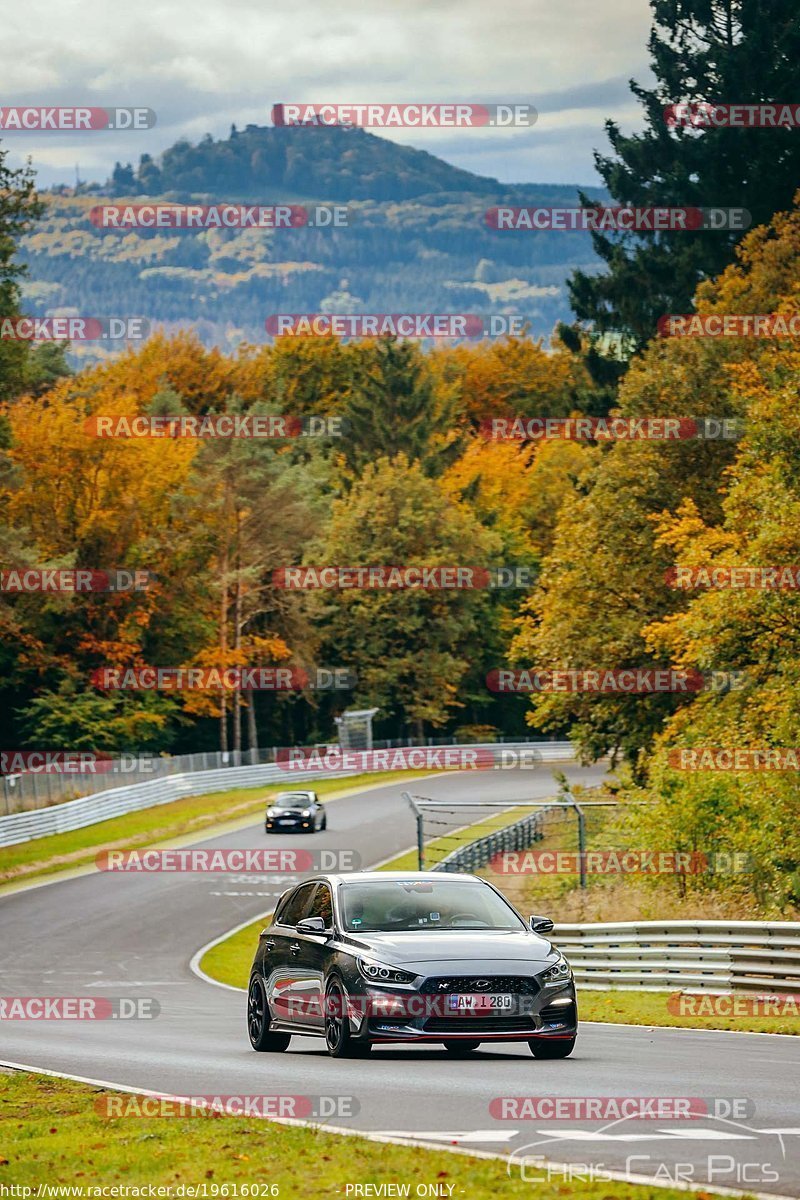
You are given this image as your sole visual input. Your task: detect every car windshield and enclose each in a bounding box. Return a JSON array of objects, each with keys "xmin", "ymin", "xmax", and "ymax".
[
  {"xmin": 339, "ymin": 879, "xmax": 526, "ymax": 932},
  {"xmin": 273, "ymin": 794, "xmax": 311, "ymax": 809}
]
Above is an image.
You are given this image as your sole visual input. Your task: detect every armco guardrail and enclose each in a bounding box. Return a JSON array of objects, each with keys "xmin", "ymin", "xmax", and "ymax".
[
  {"xmin": 0, "ymin": 740, "xmax": 575, "ymax": 848},
  {"xmin": 0, "ymin": 736, "xmax": 568, "ymax": 814},
  {"xmin": 552, "ymin": 920, "xmax": 800, "ymax": 993}
]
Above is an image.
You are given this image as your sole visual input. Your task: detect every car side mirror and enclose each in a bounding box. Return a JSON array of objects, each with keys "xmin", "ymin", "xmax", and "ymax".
[
  {"xmin": 529, "ymin": 914, "xmax": 554, "ymax": 934},
  {"xmin": 297, "ymin": 916, "xmax": 329, "ymax": 935}
]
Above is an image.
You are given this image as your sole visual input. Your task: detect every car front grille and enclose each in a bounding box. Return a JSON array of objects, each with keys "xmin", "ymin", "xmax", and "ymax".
[{"xmin": 420, "ymin": 975, "xmax": 540, "ymax": 996}]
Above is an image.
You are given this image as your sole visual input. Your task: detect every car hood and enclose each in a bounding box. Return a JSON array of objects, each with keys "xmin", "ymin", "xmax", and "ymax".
[{"xmin": 339, "ymin": 929, "xmax": 555, "ymax": 969}]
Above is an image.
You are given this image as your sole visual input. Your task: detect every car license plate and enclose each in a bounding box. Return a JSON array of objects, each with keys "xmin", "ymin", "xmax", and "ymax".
[{"xmin": 447, "ymin": 993, "xmax": 513, "ymax": 1012}]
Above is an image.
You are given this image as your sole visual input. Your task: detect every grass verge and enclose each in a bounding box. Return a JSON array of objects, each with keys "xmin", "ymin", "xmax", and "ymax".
[
  {"xmin": 0, "ymin": 1069, "xmax": 739, "ymax": 1199},
  {"xmin": 0, "ymin": 771, "xmax": 432, "ymax": 889},
  {"xmin": 578, "ymin": 988, "xmax": 800, "ymax": 1035}
]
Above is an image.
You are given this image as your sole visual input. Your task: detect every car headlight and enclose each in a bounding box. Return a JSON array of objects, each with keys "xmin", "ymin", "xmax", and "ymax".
[
  {"xmin": 357, "ymin": 958, "xmax": 417, "ymax": 986},
  {"xmin": 301, "ymin": 809, "xmax": 312, "ymax": 816},
  {"xmin": 266, "ymin": 809, "xmax": 277, "ymax": 817},
  {"xmin": 541, "ymin": 954, "xmax": 573, "ymax": 986}
]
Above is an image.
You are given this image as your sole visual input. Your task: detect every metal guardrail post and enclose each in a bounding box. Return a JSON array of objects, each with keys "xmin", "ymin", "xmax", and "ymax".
[
  {"xmin": 576, "ymin": 798, "xmax": 587, "ymax": 890},
  {"xmin": 401, "ymin": 791, "xmax": 426, "ymax": 870},
  {"xmin": 558, "ymin": 791, "xmax": 587, "ymax": 889}
]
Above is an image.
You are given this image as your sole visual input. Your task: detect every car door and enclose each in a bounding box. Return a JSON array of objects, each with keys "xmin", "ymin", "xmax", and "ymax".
[
  {"xmin": 264, "ymin": 881, "xmax": 318, "ymax": 1029},
  {"xmin": 295, "ymin": 882, "xmax": 335, "ymax": 1029}
]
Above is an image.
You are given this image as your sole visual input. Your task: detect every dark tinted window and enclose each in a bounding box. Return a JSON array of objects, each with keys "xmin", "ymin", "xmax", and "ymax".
[
  {"xmin": 277, "ymin": 882, "xmax": 316, "ymax": 926},
  {"xmin": 273, "ymin": 891, "xmax": 293, "ymax": 924},
  {"xmin": 274, "ymin": 793, "xmax": 312, "ymax": 810},
  {"xmin": 340, "ymin": 879, "xmax": 526, "ymax": 932},
  {"xmin": 306, "ymin": 883, "xmax": 333, "ymax": 927}
]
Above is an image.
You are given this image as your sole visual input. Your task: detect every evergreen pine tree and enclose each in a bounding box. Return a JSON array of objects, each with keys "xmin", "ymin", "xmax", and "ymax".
[{"xmin": 569, "ymin": 0, "xmax": 800, "ymax": 362}]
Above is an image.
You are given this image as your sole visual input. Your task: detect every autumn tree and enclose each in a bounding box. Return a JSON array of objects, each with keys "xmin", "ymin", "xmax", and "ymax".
[
  {"xmin": 513, "ymin": 197, "xmax": 800, "ymax": 768},
  {"xmin": 312, "ymin": 454, "xmax": 500, "ymax": 737},
  {"xmin": 183, "ymin": 396, "xmax": 320, "ymax": 754},
  {"xmin": 630, "ymin": 336, "xmax": 800, "ymax": 910}
]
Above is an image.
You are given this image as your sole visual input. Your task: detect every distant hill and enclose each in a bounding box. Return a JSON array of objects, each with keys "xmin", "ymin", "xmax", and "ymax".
[
  {"xmin": 19, "ymin": 126, "xmax": 607, "ymax": 358},
  {"xmin": 115, "ymin": 123, "xmax": 509, "ymax": 202}
]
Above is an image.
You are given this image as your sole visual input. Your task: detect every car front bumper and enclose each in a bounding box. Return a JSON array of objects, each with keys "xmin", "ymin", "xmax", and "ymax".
[{"xmin": 344, "ymin": 979, "xmax": 577, "ymax": 1045}]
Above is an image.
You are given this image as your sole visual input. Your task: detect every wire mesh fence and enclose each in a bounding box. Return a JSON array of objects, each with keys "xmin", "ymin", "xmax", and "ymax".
[
  {"xmin": 403, "ymin": 794, "xmax": 575, "ymax": 872},
  {"xmin": 0, "ymin": 736, "xmax": 571, "ymax": 816},
  {"xmin": 403, "ymin": 790, "xmax": 619, "ymax": 900}
]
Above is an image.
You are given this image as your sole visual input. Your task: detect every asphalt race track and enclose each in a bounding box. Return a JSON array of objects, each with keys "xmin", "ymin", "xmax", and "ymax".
[{"xmin": 2, "ymin": 766, "xmax": 799, "ymax": 1197}]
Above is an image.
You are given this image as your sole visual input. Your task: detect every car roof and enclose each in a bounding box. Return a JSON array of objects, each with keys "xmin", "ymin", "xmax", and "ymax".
[
  {"xmin": 274, "ymin": 789, "xmax": 315, "ymax": 797},
  {"xmin": 298, "ymin": 871, "xmax": 480, "ymax": 886}
]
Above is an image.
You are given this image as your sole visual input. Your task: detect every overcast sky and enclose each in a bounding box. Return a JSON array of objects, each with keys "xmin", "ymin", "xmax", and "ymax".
[{"xmin": 2, "ymin": 0, "xmax": 654, "ymax": 189}]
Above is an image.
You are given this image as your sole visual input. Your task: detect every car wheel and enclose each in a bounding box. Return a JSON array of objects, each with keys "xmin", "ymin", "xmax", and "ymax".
[
  {"xmin": 320, "ymin": 813, "xmax": 327, "ymax": 830},
  {"xmin": 248, "ymin": 977, "xmax": 291, "ymax": 1052},
  {"xmin": 443, "ymin": 1040, "xmax": 480, "ymax": 1055},
  {"xmin": 324, "ymin": 980, "xmax": 370, "ymax": 1057},
  {"xmin": 529, "ymin": 1037, "xmax": 575, "ymax": 1059}
]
